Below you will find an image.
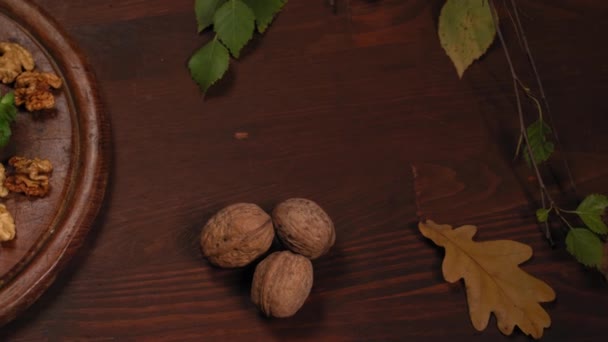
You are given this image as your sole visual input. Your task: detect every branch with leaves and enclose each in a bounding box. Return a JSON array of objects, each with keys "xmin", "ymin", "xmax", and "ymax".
[
  {"xmin": 437, "ymin": 0, "xmax": 607, "ymax": 275},
  {"xmin": 189, "ymin": 0, "xmax": 287, "ymax": 92}
]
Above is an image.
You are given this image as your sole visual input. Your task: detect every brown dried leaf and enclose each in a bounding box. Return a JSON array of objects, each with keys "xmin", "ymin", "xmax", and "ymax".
[{"xmin": 419, "ymin": 220, "xmax": 555, "ymax": 339}]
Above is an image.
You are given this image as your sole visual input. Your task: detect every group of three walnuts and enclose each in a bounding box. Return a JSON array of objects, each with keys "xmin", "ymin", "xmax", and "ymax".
[{"xmin": 200, "ymin": 198, "xmax": 336, "ymax": 318}]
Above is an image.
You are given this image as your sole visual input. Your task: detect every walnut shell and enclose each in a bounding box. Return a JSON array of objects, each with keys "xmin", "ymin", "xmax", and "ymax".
[
  {"xmin": 200, "ymin": 203, "xmax": 274, "ymax": 268},
  {"xmin": 251, "ymin": 251, "xmax": 313, "ymax": 318},
  {"xmin": 272, "ymin": 198, "xmax": 335, "ymax": 259}
]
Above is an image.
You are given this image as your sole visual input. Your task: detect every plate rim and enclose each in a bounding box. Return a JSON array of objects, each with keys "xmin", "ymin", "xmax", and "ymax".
[{"xmin": 0, "ymin": 0, "xmax": 110, "ymax": 326}]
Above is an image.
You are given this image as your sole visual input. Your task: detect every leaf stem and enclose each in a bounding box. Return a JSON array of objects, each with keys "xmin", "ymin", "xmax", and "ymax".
[
  {"xmin": 489, "ymin": 0, "xmax": 554, "ymax": 242},
  {"xmin": 539, "ymin": 187, "xmax": 554, "ymax": 245},
  {"xmin": 508, "ymin": 0, "xmax": 577, "ymax": 192},
  {"xmin": 554, "ymin": 208, "xmax": 575, "ymax": 230}
]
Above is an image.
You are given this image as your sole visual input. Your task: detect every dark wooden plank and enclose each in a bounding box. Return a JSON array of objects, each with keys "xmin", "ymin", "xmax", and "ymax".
[{"xmin": 1, "ymin": 0, "xmax": 607, "ymax": 340}]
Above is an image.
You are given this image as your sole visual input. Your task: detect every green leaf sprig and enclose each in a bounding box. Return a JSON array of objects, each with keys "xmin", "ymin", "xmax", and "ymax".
[
  {"xmin": 0, "ymin": 92, "xmax": 18, "ymax": 147},
  {"xmin": 189, "ymin": 0, "xmax": 287, "ymax": 92},
  {"xmin": 536, "ymin": 194, "xmax": 608, "ymax": 268},
  {"xmin": 438, "ymin": 0, "xmax": 606, "ymax": 271}
]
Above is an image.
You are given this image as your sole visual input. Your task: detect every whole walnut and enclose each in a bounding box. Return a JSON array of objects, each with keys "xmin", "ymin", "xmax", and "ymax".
[
  {"xmin": 272, "ymin": 198, "xmax": 336, "ymax": 259},
  {"xmin": 251, "ymin": 251, "xmax": 313, "ymax": 318},
  {"xmin": 200, "ymin": 203, "xmax": 274, "ymax": 268}
]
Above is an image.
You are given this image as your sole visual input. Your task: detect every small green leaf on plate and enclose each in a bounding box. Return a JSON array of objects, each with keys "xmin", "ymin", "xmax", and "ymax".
[{"xmin": 0, "ymin": 92, "xmax": 17, "ymax": 147}]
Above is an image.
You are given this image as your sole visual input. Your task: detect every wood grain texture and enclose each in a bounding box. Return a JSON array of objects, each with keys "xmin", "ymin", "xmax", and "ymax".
[
  {"xmin": 0, "ymin": 0, "xmax": 109, "ymax": 328},
  {"xmin": 1, "ymin": 0, "xmax": 607, "ymax": 340}
]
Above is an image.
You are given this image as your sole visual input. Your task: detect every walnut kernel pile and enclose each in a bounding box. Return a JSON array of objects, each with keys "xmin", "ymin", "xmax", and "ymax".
[
  {"xmin": 4, "ymin": 156, "xmax": 53, "ymax": 197},
  {"xmin": 0, "ymin": 43, "xmax": 60, "ymax": 244},
  {"xmin": 0, "ymin": 41, "xmax": 62, "ymax": 112},
  {"xmin": 0, "ymin": 163, "xmax": 9, "ymax": 198},
  {"xmin": 0, "ymin": 204, "xmax": 15, "ymax": 242},
  {"xmin": 14, "ymin": 71, "xmax": 63, "ymax": 112},
  {"xmin": 0, "ymin": 42, "xmax": 34, "ymax": 84},
  {"xmin": 0, "ymin": 157, "xmax": 54, "ymax": 242},
  {"xmin": 201, "ymin": 198, "xmax": 336, "ymax": 318}
]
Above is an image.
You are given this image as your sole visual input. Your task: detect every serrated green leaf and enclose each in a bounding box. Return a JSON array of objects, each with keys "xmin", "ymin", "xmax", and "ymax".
[
  {"xmin": 576, "ymin": 194, "xmax": 608, "ymax": 234},
  {"xmin": 243, "ymin": 0, "xmax": 286, "ymax": 33},
  {"xmin": 195, "ymin": 0, "xmax": 227, "ymax": 32},
  {"xmin": 524, "ymin": 119, "xmax": 554, "ymax": 166},
  {"xmin": 536, "ymin": 208, "xmax": 550, "ymax": 223},
  {"xmin": 213, "ymin": 0, "xmax": 255, "ymax": 58},
  {"xmin": 566, "ymin": 228, "xmax": 603, "ymax": 268},
  {"xmin": 188, "ymin": 37, "xmax": 230, "ymax": 92},
  {"xmin": 438, "ymin": 0, "xmax": 496, "ymax": 78}
]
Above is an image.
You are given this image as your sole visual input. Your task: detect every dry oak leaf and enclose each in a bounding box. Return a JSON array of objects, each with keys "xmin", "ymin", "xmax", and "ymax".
[{"xmin": 419, "ymin": 220, "xmax": 555, "ymax": 339}]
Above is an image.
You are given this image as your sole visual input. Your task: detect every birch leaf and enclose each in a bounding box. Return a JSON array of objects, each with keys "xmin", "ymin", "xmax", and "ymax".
[
  {"xmin": 213, "ymin": 0, "xmax": 256, "ymax": 58},
  {"xmin": 565, "ymin": 228, "xmax": 603, "ymax": 268},
  {"xmin": 195, "ymin": 0, "xmax": 226, "ymax": 32},
  {"xmin": 576, "ymin": 194, "xmax": 608, "ymax": 235},
  {"xmin": 438, "ymin": 0, "xmax": 496, "ymax": 78},
  {"xmin": 188, "ymin": 37, "xmax": 230, "ymax": 92}
]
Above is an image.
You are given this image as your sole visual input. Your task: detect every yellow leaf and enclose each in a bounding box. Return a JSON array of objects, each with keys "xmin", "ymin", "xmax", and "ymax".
[
  {"xmin": 419, "ymin": 220, "xmax": 555, "ymax": 339},
  {"xmin": 438, "ymin": 0, "xmax": 496, "ymax": 78}
]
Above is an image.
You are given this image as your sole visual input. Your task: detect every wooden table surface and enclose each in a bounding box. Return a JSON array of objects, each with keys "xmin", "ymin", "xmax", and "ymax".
[{"xmin": 1, "ymin": 0, "xmax": 608, "ymax": 340}]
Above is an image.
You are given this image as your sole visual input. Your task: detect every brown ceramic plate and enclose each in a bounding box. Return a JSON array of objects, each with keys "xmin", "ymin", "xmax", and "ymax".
[{"xmin": 0, "ymin": 0, "xmax": 109, "ymax": 326}]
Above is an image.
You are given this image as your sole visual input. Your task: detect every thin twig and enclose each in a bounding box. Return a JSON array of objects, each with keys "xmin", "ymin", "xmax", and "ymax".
[
  {"xmin": 489, "ymin": 0, "xmax": 554, "ymax": 243},
  {"xmin": 328, "ymin": 0, "xmax": 337, "ymax": 14},
  {"xmin": 539, "ymin": 187, "xmax": 554, "ymax": 245},
  {"xmin": 554, "ymin": 209, "xmax": 575, "ymax": 230},
  {"xmin": 508, "ymin": 0, "xmax": 577, "ymax": 192},
  {"xmin": 503, "ymin": 4, "xmax": 525, "ymax": 50}
]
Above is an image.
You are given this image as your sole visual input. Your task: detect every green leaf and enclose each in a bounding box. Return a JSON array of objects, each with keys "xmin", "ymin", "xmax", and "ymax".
[
  {"xmin": 438, "ymin": 0, "xmax": 496, "ymax": 78},
  {"xmin": 243, "ymin": 0, "xmax": 286, "ymax": 33},
  {"xmin": 536, "ymin": 208, "xmax": 550, "ymax": 223},
  {"xmin": 0, "ymin": 92, "xmax": 17, "ymax": 147},
  {"xmin": 566, "ymin": 228, "xmax": 604, "ymax": 268},
  {"xmin": 195, "ymin": 0, "xmax": 226, "ymax": 32},
  {"xmin": 576, "ymin": 194, "xmax": 608, "ymax": 234},
  {"xmin": 0, "ymin": 123, "xmax": 11, "ymax": 147},
  {"xmin": 524, "ymin": 119, "xmax": 554, "ymax": 166},
  {"xmin": 188, "ymin": 36, "xmax": 230, "ymax": 92},
  {"xmin": 0, "ymin": 92, "xmax": 14, "ymax": 106},
  {"xmin": 213, "ymin": 0, "xmax": 256, "ymax": 58}
]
